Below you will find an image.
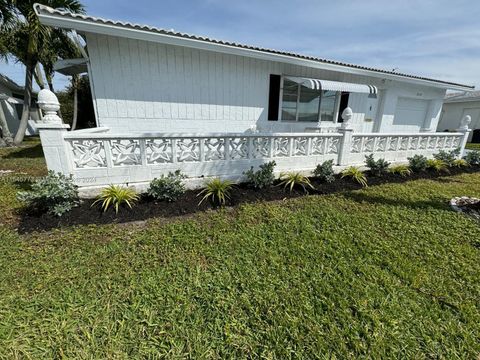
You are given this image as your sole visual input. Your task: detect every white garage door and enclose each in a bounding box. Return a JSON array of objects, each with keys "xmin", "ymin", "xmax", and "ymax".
[{"xmin": 393, "ymin": 97, "xmax": 429, "ymax": 132}]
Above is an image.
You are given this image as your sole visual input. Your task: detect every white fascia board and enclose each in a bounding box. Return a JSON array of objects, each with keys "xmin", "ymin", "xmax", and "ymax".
[
  {"xmin": 37, "ymin": 12, "xmax": 474, "ymax": 92},
  {"xmin": 445, "ymin": 98, "xmax": 480, "ymax": 104}
]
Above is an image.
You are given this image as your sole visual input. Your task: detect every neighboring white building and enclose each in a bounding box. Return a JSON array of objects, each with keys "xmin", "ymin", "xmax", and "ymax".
[
  {"xmin": 0, "ymin": 73, "xmax": 41, "ymax": 136},
  {"xmin": 438, "ymin": 91, "xmax": 480, "ymax": 142},
  {"xmin": 35, "ymin": 4, "xmax": 473, "ymax": 136}
]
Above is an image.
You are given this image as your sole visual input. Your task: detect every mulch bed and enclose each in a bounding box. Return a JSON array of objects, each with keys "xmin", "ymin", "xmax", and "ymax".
[{"xmin": 17, "ymin": 166, "xmax": 480, "ymax": 233}]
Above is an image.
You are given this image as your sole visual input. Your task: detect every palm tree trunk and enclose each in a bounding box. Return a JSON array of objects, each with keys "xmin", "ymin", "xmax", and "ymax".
[
  {"xmin": 47, "ymin": 79, "xmax": 54, "ymax": 92},
  {"xmin": 0, "ymin": 101, "xmax": 14, "ymax": 146},
  {"xmin": 46, "ymin": 73, "xmax": 63, "ymax": 119},
  {"xmin": 13, "ymin": 56, "xmax": 34, "ymax": 146},
  {"xmin": 34, "ymin": 63, "xmax": 46, "ymax": 89},
  {"xmin": 71, "ymin": 75, "xmax": 78, "ymax": 130}
]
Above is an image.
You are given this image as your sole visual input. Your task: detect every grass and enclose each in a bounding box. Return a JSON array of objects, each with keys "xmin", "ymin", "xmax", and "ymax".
[
  {"xmin": 0, "ymin": 141, "xmax": 480, "ymax": 358},
  {"xmin": 466, "ymin": 142, "xmax": 480, "ymax": 150}
]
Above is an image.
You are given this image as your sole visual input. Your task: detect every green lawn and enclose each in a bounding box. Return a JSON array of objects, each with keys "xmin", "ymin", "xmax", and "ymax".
[
  {"xmin": 466, "ymin": 142, "xmax": 480, "ymax": 150},
  {"xmin": 1, "ymin": 142, "xmax": 480, "ymax": 358}
]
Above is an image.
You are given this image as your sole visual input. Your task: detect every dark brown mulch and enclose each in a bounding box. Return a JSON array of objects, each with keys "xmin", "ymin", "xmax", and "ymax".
[
  {"xmin": 16, "ymin": 166, "xmax": 480, "ymax": 234},
  {"xmin": 464, "ymin": 201, "xmax": 480, "ymax": 211}
]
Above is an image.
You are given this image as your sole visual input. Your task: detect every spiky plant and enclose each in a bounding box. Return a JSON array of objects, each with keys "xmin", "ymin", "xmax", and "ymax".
[
  {"xmin": 426, "ymin": 159, "xmax": 449, "ymax": 173},
  {"xmin": 388, "ymin": 164, "xmax": 412, "ymax": 177},
  {"xmin": 452, "ymin": 159, "xmax": 469, "ymax": 168},
  {"xmin": 341, "ymin": 166, "xmax": 368, "ymax": 187},
  {"xmin": 198, "ymin": 178, "xmax": 234, "ymax": 206},
  {"xmin": 278, "ymin": 172, "xmax": 314, "ymax": 193},
  {"xmin": 92, "ymin": 185, "xmax": 139, "ymax": 214}
]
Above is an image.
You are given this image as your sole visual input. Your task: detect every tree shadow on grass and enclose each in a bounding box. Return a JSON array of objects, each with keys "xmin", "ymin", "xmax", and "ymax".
[
  {"xmin": 3, "ymin": 144, "xmax": 44, "ymax": 159},
  {"xmin": 343, "ymin": 191, "xmax": 450, "ymax": 211}
]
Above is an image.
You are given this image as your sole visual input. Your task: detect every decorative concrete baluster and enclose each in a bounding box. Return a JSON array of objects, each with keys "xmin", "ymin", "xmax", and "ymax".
[
  {"xmin": 36, "ymin": 89, "xmax": 71, "ymax": 174},
  {"xmin": 139, "ymin": 139, "xmax": 147, "ymax": 166}
]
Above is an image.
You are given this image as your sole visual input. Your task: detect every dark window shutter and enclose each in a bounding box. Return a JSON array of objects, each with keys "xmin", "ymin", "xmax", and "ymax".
[
  {"xmin": 268, "ymin": 74, "xmax": 281, "ymax": 121},
  {"xmin": 337, "ymin": 92, "xmax": 350, "ymax": 123}
]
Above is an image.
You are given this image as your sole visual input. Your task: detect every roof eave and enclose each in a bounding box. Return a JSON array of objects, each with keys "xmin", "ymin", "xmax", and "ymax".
[
  {"xmin": 445, "ymin": 98, "xmax": 480, "ymax": 104},
  {"xmin": 35, "ymin": 9, "xmax": 475, "ymax": 92}
]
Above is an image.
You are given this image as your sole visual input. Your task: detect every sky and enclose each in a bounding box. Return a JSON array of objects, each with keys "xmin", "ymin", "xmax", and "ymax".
[{"xmin": 1, "ymin": 0, "xmax": 480, "ymax": 91}]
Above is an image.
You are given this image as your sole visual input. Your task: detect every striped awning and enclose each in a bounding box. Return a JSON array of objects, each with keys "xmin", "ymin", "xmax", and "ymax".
[{"xmin": 286, "ymin": 76, "xmax": 378, "ymax": 95}]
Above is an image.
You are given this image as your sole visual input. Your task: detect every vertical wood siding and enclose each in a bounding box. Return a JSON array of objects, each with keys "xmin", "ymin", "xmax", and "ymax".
[{"xmin": 86, "ymin": 33, "xmax": 445, "ymax": 133}]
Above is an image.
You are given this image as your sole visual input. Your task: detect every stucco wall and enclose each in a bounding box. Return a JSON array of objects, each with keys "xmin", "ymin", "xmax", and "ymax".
[
  {"xmin": 85, "ymin": 33, "xmax": 446, "ymax": 134},
  {"xmin": 438, "ymin": 101, "xmax": 480, "ymax": 141}
]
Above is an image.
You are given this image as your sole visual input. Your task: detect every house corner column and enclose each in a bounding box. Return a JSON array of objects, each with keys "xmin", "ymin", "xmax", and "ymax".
[
  {"xmin": 36, "ymin": 89, "xmax": 71, "ymax": 174},
  {"xmin": 421, "ymin": 99, "xmax": 443, "ymax": 132}
]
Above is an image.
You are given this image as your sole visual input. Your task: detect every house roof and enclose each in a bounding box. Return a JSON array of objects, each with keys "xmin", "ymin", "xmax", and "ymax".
[
  {"xmin": 34, "ymin": 3, "xmax": 475, "ymax": 92},
  {"xmin": 0, "ymin": 73, "xmax": 24, "ymax": 93},
  {"xmin": 444, "ymin": 91, "xmax": 480, "ymax": 103}
]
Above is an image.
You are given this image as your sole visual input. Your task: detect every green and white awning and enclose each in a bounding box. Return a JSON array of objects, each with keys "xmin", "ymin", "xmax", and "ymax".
[{"xmin": 286, "ymin": 76, "xmax": 378, "ymax": 94}]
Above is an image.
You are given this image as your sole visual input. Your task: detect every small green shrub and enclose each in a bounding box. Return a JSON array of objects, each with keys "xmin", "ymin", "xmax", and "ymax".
[
  {"xmin": 313, "ymin": 160, "xmax": 335, "ymax": 183},
  {"xmin": 147, "ymin": 170, "xmax": 186, "ymax": 202},
  {"xmin": 16, "ymin": 171, "xmax": 79, "ymax": 216},
  {"xmin": 341, "ymin": 166, "xmax": 368, "ymax": 187},
  {"xmin": 426, "ymin": 159, "xmax": 449, "ymax": 173},
  {"xmin": 408, "ymin": 155, "xmax": 428, "ymax": 173},
  {"xmin": 388, "ymin": 164, "xmax": 412, "ymax": 177},
  {"xmin": 198, "ymin": 178, "xmax": 234, "ymax": 206},
  {"xmin": 243, "ymin": 161, "xmax": 276, "ymax": 189},
  {"xmin": 278, "ymin": 172, "xmax": 314, "ymax": 193},
  {"xmin": 433, "ymin": 149, "xmax": 460, "ymax": 166},
  {"xmin": 92, "ymin": 185, "xmax": 139, "ymax": 213},
  {"xmin": 464, "ymin": 150, "xmax": 480, "ymax": 166},
  {"xmin": 452, "ymin": 159, "xmax": 469, "ymax": 168},
  {"xmin": 365, "ymin": 154, "xmax": 390, "ymax": 176}
]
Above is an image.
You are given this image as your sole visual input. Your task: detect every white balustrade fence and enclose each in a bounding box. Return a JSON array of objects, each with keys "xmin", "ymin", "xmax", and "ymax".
[
  {"xmin": 61, "ymin": 130, "xmax": 342, "ymax": 187},
  {"xmin": 348, "ymin": 133, "xmax": 464, "ymax": 164},
  {"xmin": 36, "ymin": 125, "xmax": 469, "ymax": 193},
  {"xmin": 34, "ymin": 89, "xmax": 470, "ymax": 195}
]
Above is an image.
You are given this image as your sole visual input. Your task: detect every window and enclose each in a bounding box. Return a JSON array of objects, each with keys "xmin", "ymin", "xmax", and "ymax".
[
  {"xmin": 298, "ymin": 86, "xmax": 321, "ymax": 122},
  {"xmin": 280, "ymin": 78, "xmax": 340, "ymax": 122},
  {"xmin": 319, "ymin": 90, "xmax": 337, "ymax": 122},
  {"xmin": 281, "ymin": 78, "xmax": 299, "ymax": 120}
]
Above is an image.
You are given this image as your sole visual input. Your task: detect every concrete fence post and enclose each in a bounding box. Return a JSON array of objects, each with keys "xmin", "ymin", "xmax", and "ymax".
[
  {"xmin": 457, "ymin": 115, "xmax": 471, "ymax": 158},
  {"xmin": 337, "ymin": 107, "xmax": 354, "ymax": 165},
  {"xmin": 35, "ymin": 89, "xmax": 71, "ymax": 174}
]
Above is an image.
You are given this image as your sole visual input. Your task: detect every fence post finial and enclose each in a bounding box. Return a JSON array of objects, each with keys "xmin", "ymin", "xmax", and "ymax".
[
  {"xmin": 341, "ymin": 107, "xmax": 353, "ymax": 129},
  {"xmin": 37, "ymin": 89, "xmax": 63, "ymax": 124},
  {"xmin": 35, "ymin": 89, "xmax": 71, "ymax": 174},
  {"xmin": 457, "ymin": 114, "xmax": 472, "ymax": 159},
  {"xmin": 337, "ymin": 107, "xmax": 354, "ymax": 165},
  {"xmin": 459, "ymin": 115, "xmax": 471, "ymax": 131}
]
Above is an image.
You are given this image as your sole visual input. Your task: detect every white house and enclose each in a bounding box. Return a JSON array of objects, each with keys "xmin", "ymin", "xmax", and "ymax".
[
  {"xmin": 438, "ymin": 91, "xmax": 480, "ymax": 143},
  {"xmin": 32, "ymin": 4, "xmax": 474, "ymax": 195},
  {"xmin": 34, "ymin": 4, "xmax": 474, "ymax": 135},
  {"xmin": 0, "ymin": 74, "xmax": 41, "ymax": 137}
]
